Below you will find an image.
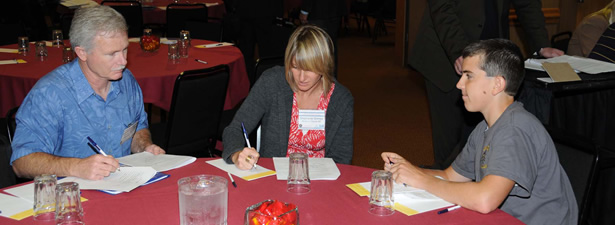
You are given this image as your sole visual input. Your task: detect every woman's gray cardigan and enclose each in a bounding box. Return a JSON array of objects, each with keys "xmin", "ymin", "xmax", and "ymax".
[{"xmin": 222, "ymin": 66, "xmax": 354, "ymax": 164}]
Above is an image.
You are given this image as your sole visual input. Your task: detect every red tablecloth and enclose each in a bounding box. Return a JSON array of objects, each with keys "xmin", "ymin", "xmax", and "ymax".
[
  {"xmin": 0, "ymin": 39, "xmax": 249, "ymax": 116},
  {"xmin": 0, "ymin": 158, "xmax": 524, "ymax": 224}
]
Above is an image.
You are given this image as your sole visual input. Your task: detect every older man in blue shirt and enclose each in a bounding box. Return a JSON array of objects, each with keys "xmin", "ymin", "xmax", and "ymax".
[{"xmin": 11, "ymin": 6, "xmax": 165, "ymax": 180}]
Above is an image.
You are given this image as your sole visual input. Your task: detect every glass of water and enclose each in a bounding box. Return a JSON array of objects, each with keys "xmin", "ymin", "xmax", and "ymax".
[{"xmin": 178, "ymin": 175, "xmax": 228, "ymax": 225}]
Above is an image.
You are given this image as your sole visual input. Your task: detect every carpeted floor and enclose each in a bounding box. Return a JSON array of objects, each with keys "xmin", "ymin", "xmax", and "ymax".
[{"xmin": 337, "ymin": 22, "xmax": 434, "ymax": 169}]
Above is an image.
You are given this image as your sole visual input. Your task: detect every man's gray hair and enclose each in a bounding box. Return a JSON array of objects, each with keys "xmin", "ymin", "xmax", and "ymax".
[{"xmin": 69, "ymin": 5, "xmax": 128, "ymax": 52}]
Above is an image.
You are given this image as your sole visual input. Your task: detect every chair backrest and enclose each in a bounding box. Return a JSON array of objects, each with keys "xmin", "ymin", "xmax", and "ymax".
[
  {"xmin": 185, "ymin": 17, "xmax": 223, "ymax": 42},
  {"xmin": 548, "ymin": 127, "xmax": 600, "ymax": 225},
  {"xmin": 101, "ymin": 1, "xmax": 144, "ymax": 37},
  {"xmin": 1, "ymin": 107, "xmax": 19, "ymax": 189},
  {"xmin": 258, "ymin": 18, "xmax": 295, "ymax": 59},
  {"xmin": 253, "ymin": 56, "xmax": 284, "ymax": 86},
  {"xmin": 164, "ymin": 65, "xmax": 229, "ymax": 157},
  {"xmin": 166, "ymin": 3, "xmax": 208, "ymax": 38},
  {"xmin": 5, "ymin": 107, "xmax": 18, "ymax": 144}
]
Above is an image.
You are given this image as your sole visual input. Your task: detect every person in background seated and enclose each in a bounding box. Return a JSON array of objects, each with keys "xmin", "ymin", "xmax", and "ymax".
[
  {"xmin": 11, "ymin": 6, "xmax": 165, "ymax": 181},
  {"xmin": 223, "ymin": 25, "xmax": 354, "ymax": 170},
  {"xmin": 382, "ymin": 39, "xmax": 577, "ymax": 225},
  {"xmin": 568, "ymin": 0, "xmax": 615, "ymax": 57}
]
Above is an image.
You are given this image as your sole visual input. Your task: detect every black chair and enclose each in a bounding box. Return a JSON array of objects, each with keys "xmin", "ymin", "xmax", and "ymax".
[
  {"xmin": 5, "ymin": 107, "xmax": 18, "ymax": 144},
  {"xmin": 551, "ymin": 31, "xmax": 572, "ymax": 54},
  {"xmin": 258, "ymin": 18, "xmax": 295, "ymax": 59},
  {"xmin": 1, "ymin": 107, "xmax": 19, "ymax": 188},
  {"xmin": 150, "ymin": 65, "xmax": 229, "ymax": 157},
  {"xmin": 254, "ymin": 56, "xmax": 284, "ymax": 86},
  {"xmin": 101, "ymin": 1, "xmax": 144, "ymax": 37},
  {"xmin": 185, "ymin": 17, "xmax": 223, "ymax": 42},
  {"xmin": 370, "ymin": 0, "xmax": 395, "ymax": 43},
  {"xmin": 166, "ymin": 3, "xmax": 208, "ymax": 38},
  {"xmin": 547, "ymin": 127, "xmax": 600, "ymax": 225}
]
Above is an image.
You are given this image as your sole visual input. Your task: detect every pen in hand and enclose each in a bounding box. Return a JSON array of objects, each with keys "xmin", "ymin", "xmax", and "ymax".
[
  {"xmin": 241, "ymin": 122, "xmax": 258, "ymax": 169},
  {"xmin": 388, "ymin": 157, "xmax": 407, "ymax": 187},
  {"xmin": 87, "ymin": 136, "xmax": 120, "ymax": 171}
]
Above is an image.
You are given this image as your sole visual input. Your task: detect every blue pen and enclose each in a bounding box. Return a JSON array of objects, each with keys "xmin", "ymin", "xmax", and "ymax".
[
  {"xmin": 87, "ymin": 136, "xmax": 120, "ymax": 171},
  {"xmin": 87, "ymin": 136, "xmax": 108, "ymax": 156},
  {"xmin": 241, "ymin": 122, "xmax": 258, "ymax": 169}
]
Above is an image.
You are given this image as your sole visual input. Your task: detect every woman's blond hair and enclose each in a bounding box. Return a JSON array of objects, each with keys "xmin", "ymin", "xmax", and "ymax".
[{"xmin": 284, "ymin": 25, "xmax": 335, "ymax": 92}]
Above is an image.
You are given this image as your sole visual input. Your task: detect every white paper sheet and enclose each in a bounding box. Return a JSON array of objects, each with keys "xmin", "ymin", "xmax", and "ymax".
[
  {"xmin": 206, "ymin": 158, "xmax": 276, "ymax": 181},
  {"xmin": 60, "ymin": 0, "xmax": 98, "ymax": 8},
  {"xmin": 0, "ymin": 48, "xmax": 19, "ymax": 53},
  {"xmin": 194, "ymin": 42, "xmax": 234, "ymax": 48},
  {"xmin": 118, "ymin": 152, "xmax": 196, "ymax": 172},
  {"xmin": 0, "ymin": 193, "xmax": 32, "ymax": 220},
  {"xmin": 0, "ymin": 59, "xmax": 26, "ymax": 65},
  {"xmin": 273, "ymin": 157, "xmax": 341, "ymax": 180},
  {"xmin": 525, "ymin": 55, "xmax": 615, "ymax": 74},
  {"xmin": 60, "ymin": 167, "xmax": 156, "ymax": 192},
  {"xmin": 4, "ymin": 183, "xmax": 35, "ymax": 203}
]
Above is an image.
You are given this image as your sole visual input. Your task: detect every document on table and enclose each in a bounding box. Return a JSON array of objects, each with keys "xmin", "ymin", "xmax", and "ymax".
[
  {"xmin": 61, "ymin": 167, "xmax": 157, "ymax": 192},
  {"xmin": 194, "ymin": 42, "xmax": 235, "ymax": 48},
  {"xmin": 0, "ymin": 59, "xmax": 26, "ymax": 65},
  {"xmin": 206, "ymin": 158, "xmax": 276, "ymax": 181},
  {"xmin": 346, "ymin": 181, "xmax": 453, "ymax": 216},
  {"xmin": 273, "ymin": 157, "xmax": 341, "ymax": 180},
  {"xmin": 0, "ymin": 193, "xmax": 33, "ymax": 220},
  {"xmin": 525, "ymin": 55, "xmax": 615, "ymax": 74},
  {"xmin": 118, "ymin": 152, "xmax": 196, "ymax": 172},
  {"xmin": 0, "ymin": 48, "xmax": 18, "ymax": 53}
]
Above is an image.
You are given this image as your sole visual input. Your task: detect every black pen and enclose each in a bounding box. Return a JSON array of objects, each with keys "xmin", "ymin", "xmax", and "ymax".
[
  {"xmin": 437, "ymin": 205, "xmax": 460, "ymax": 214},
  {"xmin": 227, "ymin": 172, "xmax": 237, "ymax": 188}
]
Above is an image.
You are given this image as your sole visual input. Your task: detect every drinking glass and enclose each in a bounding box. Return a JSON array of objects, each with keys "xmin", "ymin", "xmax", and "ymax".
[
  {"xmin": 178, "ymin": 175, "xmax": 228, "ymax": 225},
  {"xmin": 52, "ymin": 30, "xmax": 64, "ymax": 48},
  {"xmin": 17, "ymin": 36, "xmax": 29, "ymax": 56},
  {"xmin": 33, "ymin": 174, "xmax": 57, "ymax": 221},
  {"xmin": 179, "ymin": 39, "xmax": 189, "ymax": 58},
  {"xmin": 62, "ymin": 47, "xmax": 74, "ymax": 63},
  {"xmin": 179, "ymin": 30, "xmax": 191, "ymax": 46},
  {"xmin": 287, "ymin": 153, "xmax": 310, "ymax": 194},
  {"xmin": 55, "ymin": 182, "xmax": 84, "ymax": 225},
  {"xmin": 35, "ymin": 41, "xmax": 48, "ymax": 61},
  {"xmin": 168, "ymin": 41, "xmax": 180, "ymax": 64},
  {"xmin": 368, "ymin": 170, "xmax": 395, "ymax": 216}
]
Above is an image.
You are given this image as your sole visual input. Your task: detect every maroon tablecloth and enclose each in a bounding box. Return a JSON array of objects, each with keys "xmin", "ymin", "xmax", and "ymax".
[
  {"xmin": 0, "ymin": 158, "xmax": 524, "ymax": 225},
  {"xmin": 0, "ymin": 39, "xmax": 249, "ymax": 116}
]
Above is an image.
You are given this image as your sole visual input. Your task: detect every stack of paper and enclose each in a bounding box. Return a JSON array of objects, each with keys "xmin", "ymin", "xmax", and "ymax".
[
  {"xmin": 346, "ymin": 181, "xmax": 454, "ymax": 216},
  {"xmin": 206, "ymin": 158, "xmax": 276, "ymax": 181},
  {"xmin": 272, "ymin": 157, "xmax": 341, "ymax": 180},
  {"xmin": 118, "ymin": 152, "xmax": 196, "ymax": 172},
  {"xmin": 525, "ymin": 55, "xmax": 615, "ymax": 74},
  {"xmin": 0, "ymin": 48, "xmax": 19, "ymax": 54},
  {"xmin": 0, "ymin": 59, "xmax": 26, "ymax": 65},
  {"xmin": 194, "ymin": 42, "xmax": 235, "ymax": 49}
]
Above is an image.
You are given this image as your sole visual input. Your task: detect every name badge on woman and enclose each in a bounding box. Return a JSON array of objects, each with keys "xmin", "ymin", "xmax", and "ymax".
[{"xmin": 298, "ymin": 110, "xmax": 325, "ymax": 131}]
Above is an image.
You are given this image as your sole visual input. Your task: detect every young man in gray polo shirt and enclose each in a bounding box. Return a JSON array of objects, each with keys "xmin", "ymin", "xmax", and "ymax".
[{"xmin": 382, "ymin": 39, "xmax": 577, "ymax": 224}]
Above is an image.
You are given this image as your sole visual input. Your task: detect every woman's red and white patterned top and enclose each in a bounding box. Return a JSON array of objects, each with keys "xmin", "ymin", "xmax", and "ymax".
[{"xmin": 287, "ymin": 83, "xmax": 336, "ymax": 158}]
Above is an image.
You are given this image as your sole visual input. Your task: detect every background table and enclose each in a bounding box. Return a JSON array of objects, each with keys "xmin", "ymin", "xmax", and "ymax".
[
  {"xmin": 0, "ymin": 39, "xmax": 249, "ymax": 117},
  {"xmin": 94, "ymin": 0, "xmax": 226, "ymax": 25},
  {"xmin": 0, "ymin": 158, "xmax": 524, "ymax": 224}
]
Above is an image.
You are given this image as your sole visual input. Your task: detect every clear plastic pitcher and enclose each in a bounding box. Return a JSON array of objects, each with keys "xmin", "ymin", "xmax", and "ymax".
[{"xmin": 178, "ymin": 175, "xmax": 228, "ymax": 225}]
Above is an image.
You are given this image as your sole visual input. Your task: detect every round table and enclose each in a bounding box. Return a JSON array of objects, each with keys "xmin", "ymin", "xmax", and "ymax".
[
  {"xmin": 0, "ymin": 158, "xmax": 524, "ymax": 224},
  {"xmin": 0, "ymin": 39, "xmax": 249, "ymax": 116}
]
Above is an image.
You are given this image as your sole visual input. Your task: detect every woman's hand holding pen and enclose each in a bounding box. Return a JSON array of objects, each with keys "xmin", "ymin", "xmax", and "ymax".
[{"xmin": 232, "ymin": 147, "xmax": 260, "ymax": 170}]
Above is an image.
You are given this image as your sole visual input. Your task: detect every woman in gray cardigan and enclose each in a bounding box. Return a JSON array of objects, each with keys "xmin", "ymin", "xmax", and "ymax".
[{"xmin": 222, "ymin": 25, "xmax": 354, "ymax": 170}]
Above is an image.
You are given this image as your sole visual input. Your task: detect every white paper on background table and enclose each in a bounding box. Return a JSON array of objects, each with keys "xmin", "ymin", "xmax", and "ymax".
[
  {"xmin": 525, "ymin": 55, "xmax": 615, "ymax": 74},
  {"xmin": 118, "ymin": 152, "xmax": 196, "ymax": 172},
  {"xmin": 60, "ymin": 167, "xmax": 156, "ymax": 192},
  {"xmin": 0, "ymin": 48, "xmax": 19, "ymax": 53},
  {"xmin": 0, "ymin": 59, "xmax": 26, "ymax": 65},
  {"xmin": 194, "ymin": 42, "xmax": 235, "ymax": 49},
  {"xmin": 206, "ymin": 158, "xmax": 276, "ymax": 181},
  {"xmin": 346, "ymin": 181, "xmax": 453, "ymax": 216},
  {"xmin": 273, "ymin": 157, "xmax": 341, "ymax": 180},
  {"xmin": 60, "ymin": 0, "xmax": 98, "ymax": 8}
]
